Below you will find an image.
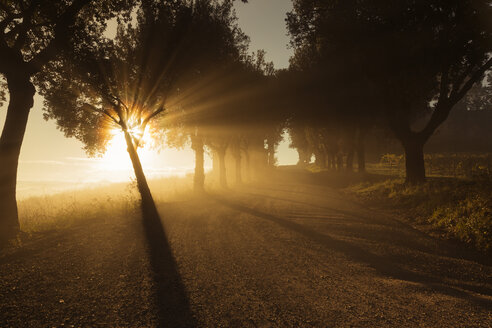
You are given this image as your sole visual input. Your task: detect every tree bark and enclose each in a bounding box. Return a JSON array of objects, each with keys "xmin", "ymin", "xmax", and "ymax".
[
  {"xmin": 356, "ymin": 129, "xmax": 366, "ymax": 173},
  {"xmin": 218, "ymin": 148, "xmax": 227, "ymax": 189},
  {"xmin": 212, "ymin": 151, "xmax": 219, "ymax": 178},
  {"xmin": 124, "ymin": 131, "xmax": 154, "ymax": 207},
  {"xmin": 346, "ymin": 150, "xmax": 354, "ymax": 171},
  {"xmin": 0, "ymin": 76, "xmax": 35, "ymax": 243},
  {"xmin": 314, "ymin": 148, "xmax": 323, "ymax": 167},
  {"xmin": 267, "ymin": 138, "xmax": 276, "ymax": 167},
  {"xmin": 243, "ymin": 150, "xmax": 251, "ymax": 181},
  {"xmin": 336, "ymin": 152, "xmax": 343, "ymax": 171},
  {"xmin": 402, "ymin": 138, "xmax": 425, "ymax": 184},
  {"xmin": 234, "ymin": 152, "xmax": 242, "ymax": 185},
  {"xmin": 191, "ymin": 135, "xmax": 205, "ymax": 192},
  {"xmin": 356, "ymin": 143, "xmax": 366, "ymax": 173}
]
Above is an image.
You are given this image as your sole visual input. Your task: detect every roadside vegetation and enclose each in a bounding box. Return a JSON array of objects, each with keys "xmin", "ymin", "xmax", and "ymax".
[
  {"xmin": 14, "ymin": 159, "xmax": 492, "ymax": 253},
  {"xmin": 379, "ymin": 153, "xmax": 492, "ymax": 180},
  {"xmin": 16, "ymin": 175, "xmax": 195, "ymax": 237},
  {"xmin": 344, "ymin": 156, "xmax": 492, "ymax": 252}
]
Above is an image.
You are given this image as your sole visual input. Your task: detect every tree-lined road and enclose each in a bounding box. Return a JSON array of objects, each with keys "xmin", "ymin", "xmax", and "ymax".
[{"xmin": 1, "ymin": 182, "xmax": 491, "ymax": 327}]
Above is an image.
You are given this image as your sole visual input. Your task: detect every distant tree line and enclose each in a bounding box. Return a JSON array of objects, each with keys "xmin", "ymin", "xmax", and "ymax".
[{"xmin": 0, "ymin": 0, "xmax": 490, "ymax": 243}]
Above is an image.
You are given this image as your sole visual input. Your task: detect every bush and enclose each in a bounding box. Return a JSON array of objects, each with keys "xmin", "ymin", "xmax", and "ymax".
[
  {"xmin": 430, "ymin": 195, "xmax": 492, "ymax": 251},
  {"xmin": 378, "ymin": 153, "xmax": 492, "ymax": 180},
  {"xmin": 347, "ymin": 178, "xmax": 492, "ymax": 251}
]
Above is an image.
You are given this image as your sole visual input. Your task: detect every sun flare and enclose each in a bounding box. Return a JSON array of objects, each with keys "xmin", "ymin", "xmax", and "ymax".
[{"xmin": 98, "ymin": 127, "xmax": 156, "ymax": 172}]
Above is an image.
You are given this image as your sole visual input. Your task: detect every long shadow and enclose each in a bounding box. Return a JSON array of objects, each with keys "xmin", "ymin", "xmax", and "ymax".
[
  {"xmin": 241, "ymin": 185, "xmax": 492, "ymax": 266},
  {"xmin": 273, "ymin": 167, "xmax": 392, "ymax": 189},
  {"xmin": 0, "ymin": 218, "xmax": 104, "ymax": 265},
  {"xmin": 210, "ymin": 194, "xmax": 492, "ymax": 308},
  {"xmin": 140, "ymin": 198, "xmax": 197, "ymax": 327}
]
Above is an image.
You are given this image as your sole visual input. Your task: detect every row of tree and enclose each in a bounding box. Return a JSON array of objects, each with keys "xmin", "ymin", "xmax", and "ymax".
[
  {"xmin": 1, "ymin": 0, "xmax": 491, "ymax": 243},
  {"xmin": 285, "ymin": 0, "xmax": 492, "ymax": 183}
]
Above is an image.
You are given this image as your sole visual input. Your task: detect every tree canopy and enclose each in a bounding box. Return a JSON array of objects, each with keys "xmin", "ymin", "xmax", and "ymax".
[{"xmin": 287, "ymin": 0, "xmax": 492, "ymax": 183}]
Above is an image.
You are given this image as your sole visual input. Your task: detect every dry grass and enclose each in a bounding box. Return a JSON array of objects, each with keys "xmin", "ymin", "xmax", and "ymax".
[
  {"xmin": 347, "ymin": 178, "xmax": 492, "ymax": 251},
  {"xmin": 17, "ymin": 174, "xmax": 198, "ymax": 233}
]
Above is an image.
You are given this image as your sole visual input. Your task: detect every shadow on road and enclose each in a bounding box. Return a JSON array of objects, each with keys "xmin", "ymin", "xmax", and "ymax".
[
  {"xmin": 210, "ymin": 194, "xmax": 492, "ymax": 309},
  {"xmin": 141, "ymin": 199, "xmax": 197, "ymax": 327},
  {"xmin": 243, "ymin": 184, "xmax": 492, "ymax": 266}
]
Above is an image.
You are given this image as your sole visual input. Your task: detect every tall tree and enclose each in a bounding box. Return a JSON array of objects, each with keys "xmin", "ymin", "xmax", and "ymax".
[
  {"xmin": 288, "ymin": 0, "xmax": 492, "ymax": 184},
  {"xmin": 0, "ymin": 0, "xmax": 131, "ymax": 242},
  {"xmin": 162, "ymin": 5, "xmax": 250, "ymax": 191},
  {"xmin": 38, "ymin": 1, "xmax": 223, "ymax": 209}
]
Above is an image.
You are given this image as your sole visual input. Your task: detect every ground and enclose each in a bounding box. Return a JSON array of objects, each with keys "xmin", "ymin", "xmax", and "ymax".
[{"xmin": 1, "ymin": 180, "xmax": 491, "ymax": 327}]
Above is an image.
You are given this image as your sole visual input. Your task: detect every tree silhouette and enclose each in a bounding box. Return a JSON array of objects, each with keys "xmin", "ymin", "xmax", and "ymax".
[
  {"xmin": 287, "ymin": 0, "xmax": 492, "ymax": 183},
  {"xmin": 39, "ymin": 1, "xmax": 225, "ymax": 208},
  {"xmin": 287, "ymin": 1, "xmax": 376, "ymax": 173},
  {"xmin": 0, "ymin": 0, "xmax": 132, "ymax": 243},
  {"xmin": 158, "ymin": 0, "xmax": 249, "ymax": 192}
]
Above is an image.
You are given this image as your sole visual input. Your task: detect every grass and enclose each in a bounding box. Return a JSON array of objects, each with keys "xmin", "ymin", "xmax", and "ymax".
[
  {"xmin": 347, "ymin": 177, "xmax": 492, "ymax": 251},
  {"xmin": 17, "ymin": 174, "xmax": 196, "ymax": 234},
  {"xmin": 16, "ymin": 164, "xmax": 492, "ymax": 252}
]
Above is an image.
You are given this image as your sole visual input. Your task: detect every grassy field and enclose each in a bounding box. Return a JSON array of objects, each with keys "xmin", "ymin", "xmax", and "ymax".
[
  {"xmin": 335, "ymin": 161, "xmax": 492, "ymax": 252},
  {"xmin": 298, "ymin": 161, "xmax": 492, "ymax": 252},
  {"xmin": 16, "ymin": 163, "xmax": 492, "ymax": 252},
  {"xmin": 3, "ymin": 172, "xmax": 491, "ymax": 327},
  {"xmin": 17, "ymin": 175, "xmax": 195, "ymax": 235}
]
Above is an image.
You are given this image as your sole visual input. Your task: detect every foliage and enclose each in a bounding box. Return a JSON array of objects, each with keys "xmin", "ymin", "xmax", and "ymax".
[
  {"xmin": 287, "ymin": 0, "xmax": 492, "ymax": 183},
  {"xmin": 378, "ymin": 153, "xmax": 492, "ymax": 180},
  {"xmin": 18, "ymin": 175, "xmax": 194, "ymax": 233},
  {"xmin": 431, "ymin": 194, "xmax": 491, "ymax": 251},
  {"xmin": 348, "ymin": 178, "xmax": 492, "ymax": 251},
  {"xmin": 0, "ymin": 0, "xmax": 133, "ymax": 77}
]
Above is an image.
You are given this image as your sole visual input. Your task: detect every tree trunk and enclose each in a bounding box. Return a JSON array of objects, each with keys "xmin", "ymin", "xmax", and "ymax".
[
  {"xmin": 212, "ymin": 151, "xmax": 219, "ymax": 178},
  {"xmin": 244, "ymin": 150, "xmax": 251, "ymax": 181},
  {"xmin": 124, "ymin": 131, "xmax": 154, "ymax": 207},
  {"xmin": 356, "ymin": 127, "xmax": 366, "ymax": 173},
  {"xmin": 0, "ymin": 76, "xmax": 35, "ymax": 243},
  {"xmin": 234, "ymin": 153, "xmax": 242, "ymax": 185},
  {"xmin": 267, "ymin": 139, "xmax": 276, "ymax": 167},
  {"xmin": 320, "ymin": 149, "xmax": 328, "ymax": 169},
  {"xmin": 218, "ymin": 148, "xmax": 227, "ymax": 188},
  {"xmin": 346, "ymin": 150, "xmax": 354, "ymax": 171},
  {"xmin": 314, "ymin": 149, "xmax": 323, "ymax": 167},
  {"xmin": 296, "ymin": 149, "xmax": 305, "ymax": 166},
  {"xmin": 356, "ymin": 143, "xmax": 366, "ymax": 173},
  {"xmin": 336, "ymin": 153, "xmax": 343, "ymax": 171},
  {"xmin": 191, "ymin": 136, "xmax": 205, "ymax": 192},
  {"xmin": 328, "ymin": 152, "xmax": 336, "ymax": 170},
  {"xmin": 402, "ymin": 139, "xmax": 425, "ymax": 184}
]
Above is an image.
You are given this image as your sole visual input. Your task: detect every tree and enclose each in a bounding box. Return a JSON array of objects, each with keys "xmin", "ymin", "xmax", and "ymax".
[
  {"xmin": 287, "ymin": 1, "xmax": 376, "ymax": 174},
  {"xmin": 39, "ymin": 1, "xmax": 223, "ymax": 209},
  {"xmin": 0, "ymin": 0, "xmax": 132, "ymax": 242},
  {"xmin": 288, "ymin": 0, "xmax": 492, "ymax": 184},
  {"xmin": 373, "ymin": 1, "xmax": 492, "ymax": 183},
  {"xmin": 159, "ymin": 0, "xmax": 249, "ymax": 192}
]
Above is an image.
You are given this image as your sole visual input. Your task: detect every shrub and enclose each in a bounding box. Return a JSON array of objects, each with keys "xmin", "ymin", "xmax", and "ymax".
[
  {"xmin": 430, "ymin": 195, "xmax": 492, "ymax": 251},
  {"xmin": 348, "ymin": 178, "xmax": 492, "ymax": 251}
]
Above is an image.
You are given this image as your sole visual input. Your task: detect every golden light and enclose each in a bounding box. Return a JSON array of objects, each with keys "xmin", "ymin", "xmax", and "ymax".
[{"xmin": 98, "ymin": 124, "xmax": 156, "ymax": 173}]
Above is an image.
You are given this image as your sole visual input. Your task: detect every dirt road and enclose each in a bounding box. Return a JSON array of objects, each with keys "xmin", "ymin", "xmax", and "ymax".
[{"xmin": 1, "ymin": 182, "xmax": 491, "ymax": 327}]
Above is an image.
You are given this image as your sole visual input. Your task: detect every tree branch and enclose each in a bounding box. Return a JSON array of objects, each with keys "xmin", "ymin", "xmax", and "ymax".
[
  {"xmin": 450, "ymin": 57, "xmax": 492, "ymax": 104},
  {"xmin": 82, "ymin": 102, "xmax": 121, "ymax": 126},
  {"xmin": 420, "ymin": 57, "xmax": 492, "ymax": 142},
  {"xmin": 436, "ymin": 62, "xmax": 450, "ymax": 105},
  {"xmin": 28, "ymin": 0, "xmax": 92, "ymax": 73},
  {"xmin": 142, "ymin": 104, "xmax": 166, "ymax": 128}
]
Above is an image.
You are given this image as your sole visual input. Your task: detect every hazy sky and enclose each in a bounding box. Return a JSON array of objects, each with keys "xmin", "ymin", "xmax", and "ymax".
[{"xmin": 0, "ymin": 0, "xmax": 296, "ymax": 197}]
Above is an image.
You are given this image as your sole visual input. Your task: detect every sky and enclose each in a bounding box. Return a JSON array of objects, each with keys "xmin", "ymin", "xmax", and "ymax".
[{"xmin": 0, "ymin": 0, "xmax": 296, "ymax": 198}]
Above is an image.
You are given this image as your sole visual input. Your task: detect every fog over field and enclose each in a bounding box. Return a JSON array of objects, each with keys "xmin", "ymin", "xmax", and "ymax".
[{"xmin": 0, "ymin": 0, "xmax": 491, "ymax": 327}]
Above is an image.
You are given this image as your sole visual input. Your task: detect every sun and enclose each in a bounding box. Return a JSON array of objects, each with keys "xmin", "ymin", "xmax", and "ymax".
[{"xmin": 97, "ymin": 126, "xmax": 156, "ymax": 173}]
